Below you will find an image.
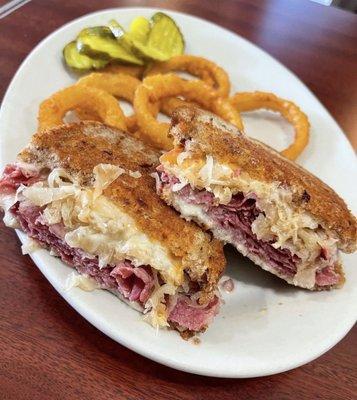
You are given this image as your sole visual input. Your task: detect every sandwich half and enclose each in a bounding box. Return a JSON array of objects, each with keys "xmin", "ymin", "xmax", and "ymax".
[
  {"xmin": 156, "ymin": 106, "xmax": 357, "ymax": 290},
  {"xmin": 0, "ymin": 121, "xmax": 225, "ymax": 336}
]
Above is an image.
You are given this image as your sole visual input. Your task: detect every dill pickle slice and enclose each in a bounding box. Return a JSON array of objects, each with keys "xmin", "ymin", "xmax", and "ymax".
[
  {"xmin": 77, "ymin": 26, "xmax": 144, "ymax": 65},
  {"xmin": 124, "ymin": 12, "xmax": 184, "ymax": 61},
  {"xmin": 118, "ymin": 17, "xmax": 151, "ymax": 57},
  {"xmin": 107, "ymin": 19, "xmax": 125, "ymax": 39},
  {"xmin": 125, "ymin": 40, "xmax": 168, "ymax": 62},
  {"xmin": 129, "ymin": 16, "xmax": 151, "ymax": 43},
  {"xmin": 63, "ymin": 41, "xmax": 108, "ymax": 71},
  {"xmin": 147, "ymin": 12, "xmax": 184, "ymax": 58}
]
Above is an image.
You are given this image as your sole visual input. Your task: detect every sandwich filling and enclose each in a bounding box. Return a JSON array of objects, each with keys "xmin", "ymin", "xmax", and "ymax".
[
  {"xmin": 0, "ymin": 163, "xmax": 219, "ymax": 332},
  {"xmin": 157, "ymin": 144, "xmax": 342, "ymax": 289}
]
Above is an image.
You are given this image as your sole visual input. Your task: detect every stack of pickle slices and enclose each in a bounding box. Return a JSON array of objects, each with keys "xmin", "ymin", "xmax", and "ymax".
[{"xmin": 63, "ymin": 13, "xmax": 185, "ymax": 71}]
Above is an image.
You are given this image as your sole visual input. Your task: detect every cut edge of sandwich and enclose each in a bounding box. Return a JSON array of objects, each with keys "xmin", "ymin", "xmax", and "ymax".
[{"xmin": 156, "ymin": 106, "xmax": 356, "ymax": 290}]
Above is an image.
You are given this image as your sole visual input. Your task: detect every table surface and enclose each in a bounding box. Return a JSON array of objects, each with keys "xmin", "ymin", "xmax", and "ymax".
[{"xmin": 0, "ymin": 0, "xmax": 356, "ymax": 399}]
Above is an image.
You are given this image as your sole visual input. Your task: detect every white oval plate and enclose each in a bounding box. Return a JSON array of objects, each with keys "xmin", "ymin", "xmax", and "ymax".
[{"xmin": 0, "ymin": 8, "xmax": 356, "ymax": 378}]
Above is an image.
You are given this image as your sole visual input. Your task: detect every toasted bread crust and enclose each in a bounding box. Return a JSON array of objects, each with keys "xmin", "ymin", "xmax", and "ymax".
[
  {"xmin": 20, "ymin": 121, "xmax": 159, "ymax": 184},
  {"xmin": 169, "ymin": 107, "xmax": 357, "ymax": 253},
  {"xmin": 18, "ymin": 121, "xmax": 225, "ymax": 294}
]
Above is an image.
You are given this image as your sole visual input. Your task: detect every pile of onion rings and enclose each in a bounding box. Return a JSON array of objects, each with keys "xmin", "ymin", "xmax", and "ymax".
[{"xmin": 37, "ymin": 54, "xmax": 310, "ymax": 160}]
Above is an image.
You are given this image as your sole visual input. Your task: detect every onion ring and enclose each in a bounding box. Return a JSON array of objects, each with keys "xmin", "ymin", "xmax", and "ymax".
[
  {"xmin": 133, "ymin": 74, "xmax": 243, "ymax": 150},
  {"xmin": 146, "ymin": 55, "xmax": 231, "ymax": 118},
  {"xmin": 77, "ymin": 72, "xmax": 140, "ymax": 101},
  {"xmin": 159, "ymin": 97, "xmax": 197, "ymax": 117},
  {"xmin": 38, "ymin": 85, "xmax": 127, "ymax": 131},
  {"xmin": 145, "ymin": 55, "xmax": 230, "ymax": 97},
  {"xmin": 73, "ymin": 107, "xmax": 101, "ymax": 122},
  {"xmin": 230, "ymin": 91, "xmax": 310, "ymax": 160},
  {"xmin": 77, "ymin": 72, "xmax": 159, "ymax": 132},
  {"xmin": 101, "ymin": 64, "xmax": 144, "ymax": 78}
]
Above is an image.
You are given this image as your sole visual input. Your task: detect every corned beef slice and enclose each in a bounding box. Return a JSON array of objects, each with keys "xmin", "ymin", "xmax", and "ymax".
[
  {"xmin": 12, "ymin": 201, "xmax": 155, "ymax": 304},
  {"xmin": 0, "ymin": 164, "xmax": 41, "ymax": 193},
  {"xmin": 168, "ymin": 296, "xmax": 219, "ymax": 331}
]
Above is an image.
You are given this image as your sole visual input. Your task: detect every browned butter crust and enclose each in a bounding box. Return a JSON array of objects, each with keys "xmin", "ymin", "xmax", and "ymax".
[
  {"xmin": 169, "ymin": 107, "xmax": 357, "ymax": 253},
  {"xmin": 19, "ymin": 121, "xmax": 225, "ymax": 296}
]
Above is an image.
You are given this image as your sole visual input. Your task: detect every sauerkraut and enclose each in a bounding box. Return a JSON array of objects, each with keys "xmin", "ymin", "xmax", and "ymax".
[
  {"xmin": 144, "ymin": 282, "xmax": 177, "ymax": 328},
  {"xmin": 20, "ymin": 164, "xmax": 183, "ymax": 286}
]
